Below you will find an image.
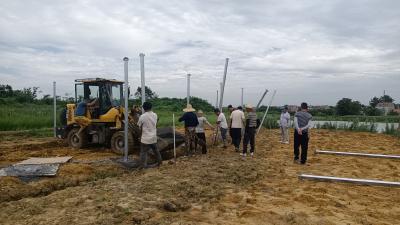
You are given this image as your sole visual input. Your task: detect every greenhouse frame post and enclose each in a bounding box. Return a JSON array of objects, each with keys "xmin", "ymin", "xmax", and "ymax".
[
  {"xmin": 256, "ymin": 89, "xmax": 269, "ymax": 110},
  {"xmin": 173, "ymin": 113, "xmax": 176, "ymax": 162},
  {"xmin": 123, "ymin": 57, "xmax": 129, "ymax": 162},
  {"xmin": 241, "ymin": 88, "xmax": 244, "ymax": 108},
  {"xmin": 53, "ymin": 81, "xmax": 56, "ymax": 137},
  {"xmin": 257, "ymin": 90, "xmax": 277, "ymax": 135},
  {"xmin": 187, "ymin": 74, "xmax": 191, "ymax": 106},
  {"xmin": 139, "ymin": 53, "xmax": 146, "ymax": 111},
  {"xmin": 219, "ymin": 58, "xmax": 229, "ymax": 111},
  {"xmin": 215, "ymin": 90, "xmax": 219, "ymax": 108}
]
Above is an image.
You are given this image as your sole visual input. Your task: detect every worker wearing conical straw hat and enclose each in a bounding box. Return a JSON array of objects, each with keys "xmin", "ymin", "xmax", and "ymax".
[{"xmin": 179, "ymin": 104, "xmax": 199, "ymax": 156}]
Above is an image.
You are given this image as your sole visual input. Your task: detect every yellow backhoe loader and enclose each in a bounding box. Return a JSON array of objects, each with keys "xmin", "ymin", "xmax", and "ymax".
[{"xmin": 57, "ymin": 78, "xmax": 183, "ymax": 154}]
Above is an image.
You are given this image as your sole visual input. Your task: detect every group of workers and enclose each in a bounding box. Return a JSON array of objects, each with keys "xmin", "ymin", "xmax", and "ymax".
[
  {"xmin": 178, "ymin": 104, "xmax": 261, "ymax": 157},
  {"xmin": 135, "ymin": 101, "xmax": 312, "ymax": 169}
]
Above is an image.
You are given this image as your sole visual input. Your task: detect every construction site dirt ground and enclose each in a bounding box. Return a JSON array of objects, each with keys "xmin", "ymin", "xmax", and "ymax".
[{"xmin": 0, "ymin": 129, "xmax": 399, "ymax": 225}]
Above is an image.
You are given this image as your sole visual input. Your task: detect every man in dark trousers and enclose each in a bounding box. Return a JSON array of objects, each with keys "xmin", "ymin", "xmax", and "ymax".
[
  {"xmin": 230, "ymin": 106, "xmax": 245, "ymax": 152},
  {"xmin": 242, "ymin": 104, "xmax": 260, "ymax": 157},
  {"xmin": 227, "ymin": 104, "xmax": 235, "ymax": 144},
  {"xmin": 294, "ymin": 102, "xmax": 313, "ymax": 165},
  {"xmin": 179, "ymin": 104, "xmax": 199, "ymax": 156},
  {"xmin": 137, "ymin": 101, "xmax": 162, "ymax": 168}
]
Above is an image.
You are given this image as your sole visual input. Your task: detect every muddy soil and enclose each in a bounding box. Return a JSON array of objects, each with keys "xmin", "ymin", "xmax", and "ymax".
[{"xmin": 0, "ymin": 129, "xmax": 399, "ymax": 225}]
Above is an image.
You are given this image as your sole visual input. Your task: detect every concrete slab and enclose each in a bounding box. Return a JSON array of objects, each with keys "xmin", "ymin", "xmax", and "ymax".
[{"xmin": 16, "ymin": 156, "xmax": 72, "ymax": 165}]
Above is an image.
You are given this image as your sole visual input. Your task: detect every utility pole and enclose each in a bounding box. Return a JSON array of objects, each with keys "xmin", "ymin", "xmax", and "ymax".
[
  {"xmin": 187, "ymin": 74, "xmax": 191, "ymax": 106},
  {"xmin": 139, "ymin": 53, "xmax": 146, "ymax": 110},
  {"xmin": 123, "ymin": 57, "xmax": 129, "ymax": 162}
]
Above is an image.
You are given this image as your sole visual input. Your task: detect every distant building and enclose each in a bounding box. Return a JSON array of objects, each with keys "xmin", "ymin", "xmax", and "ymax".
[
  {"xmin": 309, "ymin": 105, "xmax": 331, "ymax": 110},
  {"xmin": 376, "ymin": 102, "xmax": 395, "ymax": 115},
  {"xmin": 287, "ymin": 105, "xmax": 299, "ymax": 113}
]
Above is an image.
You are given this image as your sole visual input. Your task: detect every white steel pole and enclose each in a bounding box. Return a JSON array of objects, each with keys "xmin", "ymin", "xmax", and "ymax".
[
  {"xmin": 216, "ymin": 90, "xmax": 219, "ymax": 108},
  {"xmin": 299, "ymin": 174, "xmax": 400, "ymax": 187},
  {"xmin": 139, "ymin": 53, "xmax": 146, "ymax": 110},
  {"xmin": 257, "ymin": 90, "xmax": 277, "ymax": 135},
  {"xmin": 219, "ymin": 58, "xmax": 229, "ymax": 111},
  {"xmin": 241, "ymin": 88, "xmax": 244, "ymax": 108},
  {"xmin": 256, "ymin": 89, "xmax": 269, "ymax": 110},
  {"xmin": 173, "ymin": 113, "xmax": 176, "ymax": 162},
  {"xmin": 219, "ymin": 82, "xmax": 223, "ymax": 110},
  {"xmin": 53, "ymin": 81, "xmax": 56, "ymax": 138},
  {"xmin": 123, "ymin": 57, "xmax": 129, "ymax": 162},
  {"xmin": 187, "ymin": 74, "xmax": 191, "ymax": 106},
  {"xmin": 315, "ymin": 150, "xmax": 400, "ymax": 159}
]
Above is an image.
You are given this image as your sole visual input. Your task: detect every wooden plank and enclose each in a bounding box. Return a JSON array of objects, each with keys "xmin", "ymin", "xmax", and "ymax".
[
  {"xmin": 16, "ymin": 157, "xmax": 72, "ymax": 165},
  {"xmin": 299, "ymin": 174, "xmax": 400, "ymax": 187},
  {"xmin": 315, "ymin": 150, "xmax": 400, "ymax": 159}
]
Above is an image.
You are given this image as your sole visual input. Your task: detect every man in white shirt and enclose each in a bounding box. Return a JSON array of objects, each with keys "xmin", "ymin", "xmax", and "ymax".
[
  {"xmin": 137, "ymin": 102, "xmax": 162, "ymax": 168},
  {"xmin": 230, "ymin": 106, "xmax": 245, "ymax": 152},
  {"xmin": 214, "ymin": 108, "xmax": 228, "ymax": 148},
  {"xmin": 280, "ymin": 106, "xmax": 290, "ymax": 144}
]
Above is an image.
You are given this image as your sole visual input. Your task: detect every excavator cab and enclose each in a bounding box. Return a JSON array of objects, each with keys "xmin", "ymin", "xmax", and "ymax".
[{"xmin": 74, "ymin": 78, "xmax": 123, "ymax": 119}]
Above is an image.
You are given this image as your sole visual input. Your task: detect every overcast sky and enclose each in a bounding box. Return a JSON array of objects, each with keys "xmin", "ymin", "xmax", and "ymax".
[{"xmin": 1, "ymin": 0, "xmax": 399, "ymax": 106}]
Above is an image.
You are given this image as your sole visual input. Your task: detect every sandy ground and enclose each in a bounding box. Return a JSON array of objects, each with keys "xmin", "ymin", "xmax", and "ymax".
[{"xmin": 0, "ymin": 129, "xmax": 399, "ymax": 225}]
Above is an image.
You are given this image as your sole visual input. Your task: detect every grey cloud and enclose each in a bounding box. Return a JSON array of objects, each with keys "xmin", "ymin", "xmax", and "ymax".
[{"xmin": 0, "ymin": 0, "xmax": 399, "ymax": 106}]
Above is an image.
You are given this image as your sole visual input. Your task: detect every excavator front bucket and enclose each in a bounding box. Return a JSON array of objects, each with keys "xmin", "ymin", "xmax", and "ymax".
[{"xmin": 156, "ymin": 127, "xmax": 185, "ymax": 152}]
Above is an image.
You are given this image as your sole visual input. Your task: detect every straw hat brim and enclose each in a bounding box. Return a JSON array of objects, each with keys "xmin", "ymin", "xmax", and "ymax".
[{"xmin": 183, "ymin": 108, "xmax": 196, "ymax": 112}]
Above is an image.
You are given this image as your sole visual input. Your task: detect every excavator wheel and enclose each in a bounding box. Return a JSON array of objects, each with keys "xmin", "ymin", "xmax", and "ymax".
[
  {"xmin": 67, "ymin": 128, "xmax": 88, "ymax": 149},
  {"xmin": 111, "ymin": 131, "xmax": 134, "ymax": 155}
]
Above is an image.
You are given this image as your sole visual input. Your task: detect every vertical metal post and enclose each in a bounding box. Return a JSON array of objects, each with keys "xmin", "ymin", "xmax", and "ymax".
[
  {"xmin": 215, "ymin": 90, "xmax": 219, "ymax": 108},
  {"xmin": 187, "ymin": 74, "xmax": 191, "ymax": 106},
  {"xmin": 123, "ymin": 57, "xmax": 129, "ymax": 162},
  {"xmin": 173, "ymin": 113, "xmax": 176, "ymax": 162},
  {"xmin": 219, "ymin": 82, "xmax": 223, "ymax": 110},
  {"xmin": 241, "ymin": 88, "xmax": 244, "ymax": 108},
  {"xmin": 139, "ymin": 53, "xmax": 146, "ymax": 110},
  {"xmin": 53, "ymin": 81, "xmax": 56, "ymax": 138},
  {"xmin": 219, "ymin": 58, "xmax": 229, "ymax": 111},
  {"xmin": 256, "ymin": 89, "xmax": 269, "ymax": 110},
  {"xmin": 257, "ymin": 90, "xmax": 277, "ymax": 135}
]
